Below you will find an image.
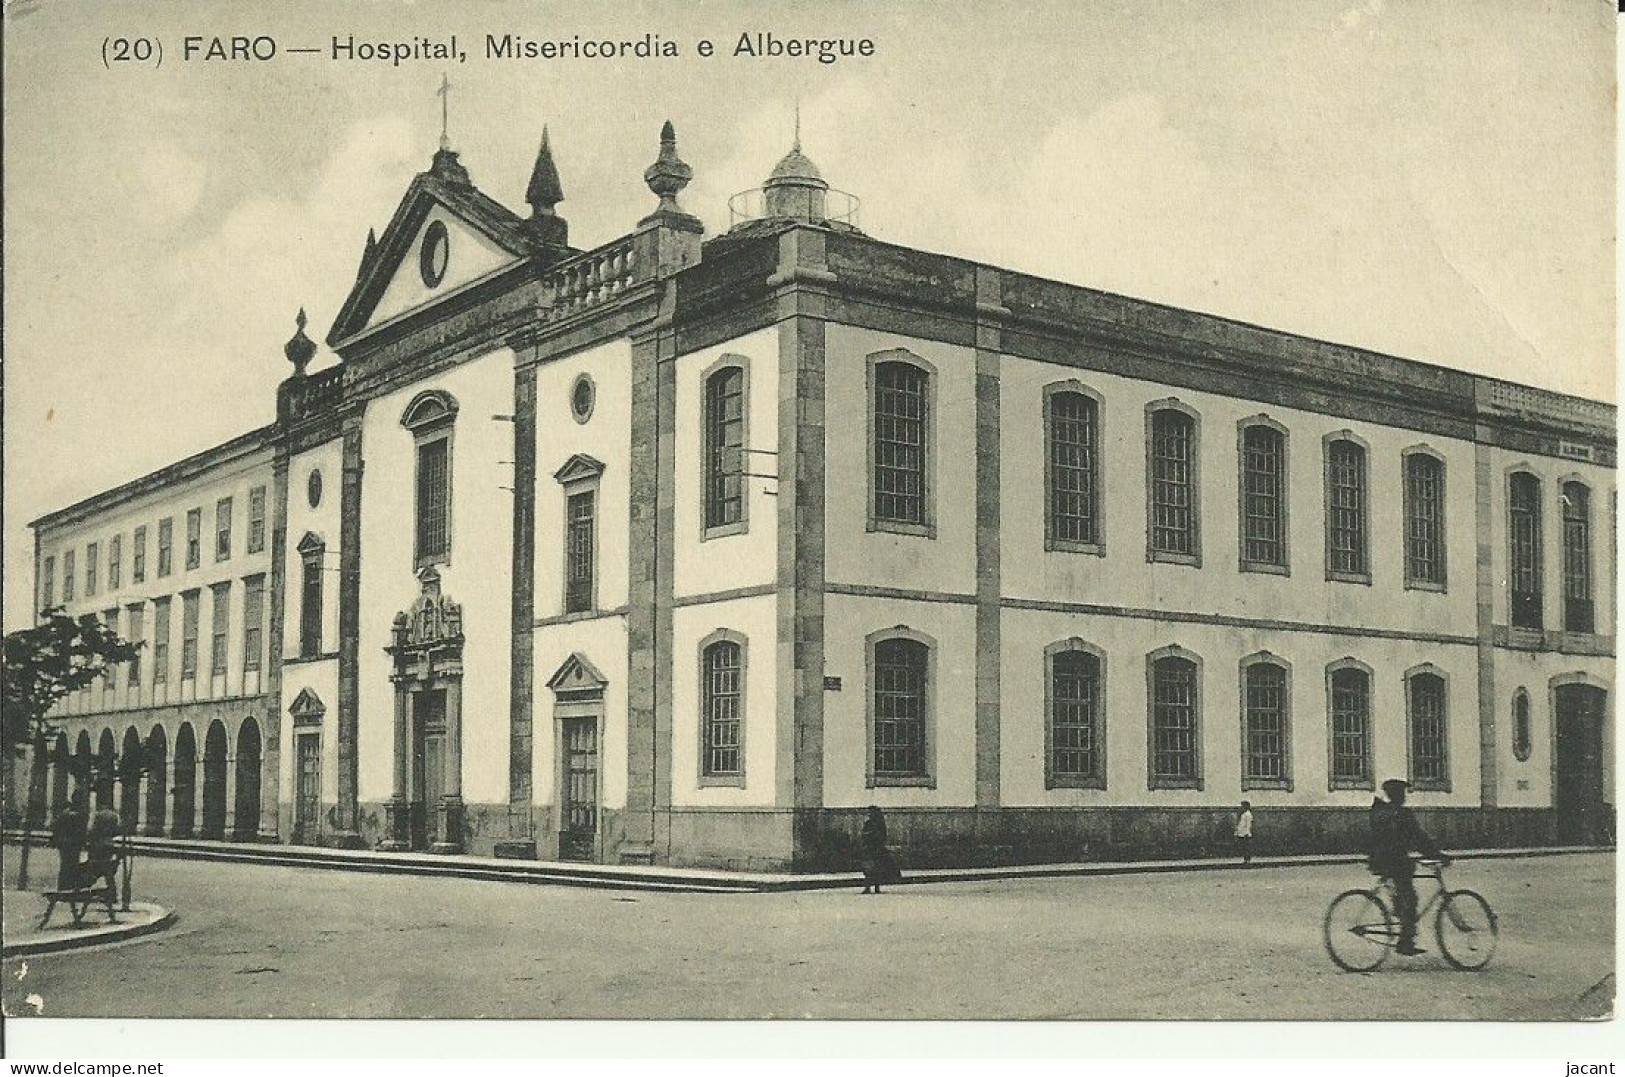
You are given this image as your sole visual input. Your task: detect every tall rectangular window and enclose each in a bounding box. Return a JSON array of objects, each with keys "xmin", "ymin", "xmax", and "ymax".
[
  {"xmin": 180, "ymin": 590, "xmax": 200, "ymax": 679},
  {"xmin": 1404, "ymin": 453, "xmax": 1446, "ymax": 588},
  {"xmin": 872, "ymin": 360, "xmax": 929, "ymax": 529},
  {"xmin": 300, "ymin": 552, "xmax": 323, "ymax": 658},
  {"xmin": 701, "ymin": 638, "xmax": 744, "ymax": 778},
  {"xmin": 215, "ymin": 497, "xmax": 233, "ymax": 562},
  {"xmin": 1048, "ymin": 391, "xmax": 1100, "ymax": 548},
  {"xmin": 1149, "ymin": 654, "xmax": 1200, "ymax": 787},
  {"xmin": 85, "ymin": 542, "xmax": 98, "ymax": 597},
  {"xmin": 62, "ymin": 549, "xmax": 75, "ymax": 602},
  {"xmin": 415, "ymin": 437, "xmax": 451, "ymax": 566},
  {"xmin": 1407, "ymin": 672, "xmax": 1448, "ymax": 791},
  {"xmin": 108, "ymin": 535, "xmax": 122, "ymax": 591},
  {"xmin": 210, "ymin": 582, "xmax": 230, "ymax": 677},
  {"xmin": 1509, "ymin": 472, "xmax": 1543, "ymax": 629},
  {"xmin": 1243, "ymin": 661, "xmax": 1289, "ymax": 788},
  {"xmin": 1049, "ymin": 647, "xmax": 1102, "ymax": 786},
  {"xmin": 1329, "ymin": 666, "xmax": 1372, "ymax": 789},
  {"xmin": 126, "ymin": 603, "xmax": 144, "ymax": 687},
  {"xmin": 243, "ymin": 575, "xmax": 265, "ymax": 672},
  {"xmin": 247, "ymin": 486, "xmax": 267, "ymax": 554},
  {"xmin": 564, "ymin": 491, "xmax": 596, "ymax": 614},
  {"xmin": 1149, "ymin": 408, "xmax": 1198, "ymax": 560},
  {"xmin": 704, "ymin": 365, "xmax": 746, "ymax": 531},
  {"xmin": 157, "ymin": 517, "xmax": 174, "ymax": 577},
  {"xmin": 185, "ymin": 508, "xmax": 202, "ymax": 570},
  {"xmin": 41, "ymin": 556, "xmax": 54, "ymax": 609},
  {"xmin": 133, "ymin": 525, "xmax": 147, "ymax": 583},
  {"xmin": 1325, "ymin": 438, "xmax": 1368, "ymax": 579},
  {"xmin": 152, "ymin": 598, "xmax": 171, "ymax": 685},
  {"xmin": 1240, "ymin": 424, "xmax": 1286, "ymax": 569},
  {"xmin": 872, "ymin": 637, "xmax": 929, "ymax": 781},
  {"xmin": 1562, "ymin": 481, "xmax": 1594, "ymax": 634}
]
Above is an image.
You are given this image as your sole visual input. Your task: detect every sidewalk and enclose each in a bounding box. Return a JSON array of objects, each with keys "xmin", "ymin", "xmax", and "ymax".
[
  {"xmin": 3, "ymin": 830, "xmax": 1610, "ymax": 894},
  {"xmin": 2, "ymin": 888, "xmax": 175, "ymax": 957}
]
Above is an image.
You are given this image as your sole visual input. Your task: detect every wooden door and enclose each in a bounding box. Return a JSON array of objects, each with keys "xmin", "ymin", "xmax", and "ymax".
[
  {"xmin": 294, "ymin": 735, "xmax": 321, "ymax": 844},
  {"xmin": 1555, "ymin": 684, "xmax": 1608, "ymax": 843},
  {"xmin": 411, "ymin": 690, "xmax": 447, "ymax": 850},
  {"xmin": 560, "ymin": 716, "xmax": 599, "ymax": 861}
]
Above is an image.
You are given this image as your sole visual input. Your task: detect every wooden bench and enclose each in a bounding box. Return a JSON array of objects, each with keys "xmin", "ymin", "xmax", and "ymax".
[{"xmin": 39, "ymin": 883, "xmax": 118, "ymax": 928}]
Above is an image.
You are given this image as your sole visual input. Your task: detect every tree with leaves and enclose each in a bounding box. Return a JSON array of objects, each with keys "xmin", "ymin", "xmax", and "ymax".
[{"xmin": 4, "ymin": 607, "xmax": 139, "ymax": 889}]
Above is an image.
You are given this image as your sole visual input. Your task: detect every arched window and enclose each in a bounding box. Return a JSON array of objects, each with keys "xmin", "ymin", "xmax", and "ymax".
[
  {"xmin": 1403, "ymin": 451, "xmax": 1447, "ymax": 589},
  {"xmin": 402, "ymin": 389, "xmax": 459, "ymax": 569},
  {"xmin": 1241, "ymin": 656, "xmax": 1291, "ymax": 789},
  {"xmin": 1325, "ymin": 436, "xmax": 1369, "ymax": 581},
  {"xmin": 1147, "ymin": 406, "xmax": 1199, "ymax": 563},
  {"xmin": 869, "ymin": 355, "xmax": 932, "ymax": 533},
  {"xmin": 1046, "ymin": 641, "xmax": 1105, "ymax": 788},
  {"xmin": 868, "ymin": 631, "xmax": 933, "ymax": 785},
  {"xmin": 1562, "ymin": 480, "xmax": 1594, "ymax": 633},
  {"xmin": 1509, "ymin": 471, "xmax": 1543, "ymax": 628},
  {"xmin": 1511, "ymin": 688, "xmax": 1533, "ymax": 762},
  {"xmin": 703, "ymin": 363, "xmax": 748, "ymax": 533},
  {"xmin": 1328, "ymin": 662, "xmax": 1373, "ymax": 790},
  {"xmin": 1406, "ymin": 669, "xmax": 1449, "ymax": 792},
  {"xmin": 1239, "ymin": 421, "xmax": 1287, "ymax": 571},
  {"xmin": 700, "ymin": 633, "xmax": 746, "ymax": 783},
  {"xmin": 1147, "ymin": 648, "xmax": 1201, "ymax": 789},
  {"xmin": 1046, "ymin": 388, "xmax": 1101, "ymax": 550}
]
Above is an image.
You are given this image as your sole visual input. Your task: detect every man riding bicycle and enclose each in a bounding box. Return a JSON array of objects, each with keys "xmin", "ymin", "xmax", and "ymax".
[{"xmin": 1369, "ymin": 777, "xmax": 1448, "ymax": 956}]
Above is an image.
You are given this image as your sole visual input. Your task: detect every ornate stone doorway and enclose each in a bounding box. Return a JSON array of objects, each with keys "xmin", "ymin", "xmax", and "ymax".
[
  {"xmin": 546, "ymin": 653, "xmax": 607, "ymax": 863},
  {"xmin": 382, "ymin": 567, "xmax": 465, "ymax": 854}
]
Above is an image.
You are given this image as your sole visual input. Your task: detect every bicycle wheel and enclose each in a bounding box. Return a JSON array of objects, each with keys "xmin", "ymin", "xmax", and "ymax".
[
  {"xmin": 1323, "ymin": 889, "xmax": 1395, "ymax": 972},
  {"xmin": 1435, "ymin": 889, "xmax": 1498, "ymax": 971}
]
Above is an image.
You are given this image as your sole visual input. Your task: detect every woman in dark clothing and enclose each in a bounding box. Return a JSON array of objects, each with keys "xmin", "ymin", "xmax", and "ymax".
[{"xmin": 860, "ymin": 806, "xmax": 898, "ymax": 895}]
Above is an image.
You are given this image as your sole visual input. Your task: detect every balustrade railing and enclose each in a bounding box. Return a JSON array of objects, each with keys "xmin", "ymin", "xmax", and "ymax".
[{"xmin": 548, "ymin": 236, "xmax": 640, "ymax": 319}]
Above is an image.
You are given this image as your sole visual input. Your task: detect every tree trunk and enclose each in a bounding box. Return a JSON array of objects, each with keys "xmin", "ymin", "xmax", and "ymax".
[{"xmin": 15, "ymin": 736, "xmax": 49, "ymax": 891}]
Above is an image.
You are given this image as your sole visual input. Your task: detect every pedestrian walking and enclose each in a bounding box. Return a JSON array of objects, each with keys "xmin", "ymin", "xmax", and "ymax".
[
  {"xmin": 1235, "ymin": 801, "xmax": 1254, "ymax": 865},
  {"xmin": 85, "ymin": 805, "xmax": 125, "ymax": 894},
  {"xmin": 859, "ymin": 806, "xmax": 900, "ymax": 895}
]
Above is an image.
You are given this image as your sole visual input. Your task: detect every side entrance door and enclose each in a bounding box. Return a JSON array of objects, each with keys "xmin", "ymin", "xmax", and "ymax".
[
  {"xmin": 293, "ymin": 734, "xmax": 321, "ymax": 844},
  {"xmin": 411, "ymin": 690, "xmax": 447, "ymax": 851},
  {"xmin": 1554, "ymin": 684, "xmax": 1608, "ymax": 844},
  {"xmin": 560, "ymin": 716, "xmax": 599, "ymax": 861}
]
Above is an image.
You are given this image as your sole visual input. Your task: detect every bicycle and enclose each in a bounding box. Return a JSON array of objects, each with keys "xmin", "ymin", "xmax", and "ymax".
[{"xmin": 1322, "ymin": 858, "xmax": 1498, "ymax": 972}]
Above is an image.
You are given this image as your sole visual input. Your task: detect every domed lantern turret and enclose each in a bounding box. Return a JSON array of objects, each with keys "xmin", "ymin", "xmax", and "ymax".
[{"xmin": 763, "ymin": 141, "xmax": 829, "ymax": 223}]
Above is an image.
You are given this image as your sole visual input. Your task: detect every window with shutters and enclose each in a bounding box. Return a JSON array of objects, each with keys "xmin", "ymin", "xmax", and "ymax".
[
  {"xmin": 1046, "ymin": 386, "xmax": 1103, "ymax": 552},
  {"xmin": 126, "ymin": 604, "xmax": 144, "ymax": 687},
  {"xmin": 186, "ymin": 508, "xmax": 202, "ymax": 570},
  {"xmin": 41, "ymin": 556, "xmax": 54, "ymax": 610},
  {"xmin": 153, "ymin": 598, "xmax": 171, "ymax": 685},
  {"xmin": 699, "ymin": 631, "xmax": 747, "ymax": 784},
  {"xmin": 180, "ymin": 590, "xmax": 200, "ymax": 680},
  {"xmin": 62, "ymin": 549, "xmax": 75, "ymax": 603},
  {"xmin": 1509, "ymin": 471, "xmax": 1543, "ymax": 629},
  {"xmin": 243, "ymin": 575, "xmax": 265, "ymax": 673},
  {"xmin": 1327, "ymin": 661, "xmax": 1373, "ymax": 790},
  {"xmin": 564, "ymin": 491, "xmax": 596, "ymax": 614},
  {"xmin": 1046, "ymin": 641, "xmax": 1105, "ymax": 789},
  {"xmin": 1325, "ymin": 435, "xmax": 1369, "ymax": 582},
  {"xmin": 299, "ymin": 534, "xmax": 325, "ymax": 659},
  {"xmin": 1562, "ymin": 480, "xmax": 1594, "ymax": 634},
  {"xmin": 108, "ymin": 535, "xmax": 122, "ymax": 591},
  {"xmin": 867, "ymin": 630, "xmax": 934, "ymax": 786},
  {"xmin": 1403, "ymin": 450, "xmax": 1447, "ymax": 590},
  {"xmin": 1147, "ymin": 404, "xmax": 1200, "ymax": 564},
  {"xmin": 1238, "ymin": 419, "xmax": 1288, "ymax": 572},
  {"xmin": 1241, "ymin": 655, "xmax": 1291, "ymax": 790},
  {"xmin": 85, "ymin": 542, "xmax": 98, "ymax": 597},
  {"xmin": 703, "ymin": 360, "xmax": 748, "ymax": 536},
  {"xmin": 216, "ymin": 497, "xmax": 233, "ymax": 562},
  {"xmin": 248, "ymin": 486, "xmax": 267, "ymax": 554},
  {"xmin": 1406, "ymin": 668, "xmax": 1449, "ymax": 792},
  {"xmin": 158, "ymin": 517, "xmax": 173, "ymax": 577},
  {"xmin": 869, "ymin": 352, "xmax": 934, "ymax": 536},
  {"xmin": 1147, "ymin": 647, "xmax": 1202, "ymax": 789},
  {"xmin": 401, "ymin": 389, "xmax": 459, "ymax": 569},
  {"xmin": 133, "ymin": 526, "xmax": 147, "ymax": 583},
  {"xmin": 210, "ymin": 582, "xmax": 231, "ymax": 678}
]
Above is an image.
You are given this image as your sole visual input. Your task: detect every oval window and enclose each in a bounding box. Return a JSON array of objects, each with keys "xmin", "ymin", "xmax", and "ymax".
[
  {"xmin": 1512, "ymin": 689, "xmax": 1532, "ymax": 762},
  {"xmin": 420, "ymin": 220, "xmax": 450, "ymax": 288},
  {"xmin": 307, "ymin": 469, "xmax": 324, "ymax": 508},
  {"xmin": 570, "ymin": 374, "xmax": 595, "ymax": 424}
]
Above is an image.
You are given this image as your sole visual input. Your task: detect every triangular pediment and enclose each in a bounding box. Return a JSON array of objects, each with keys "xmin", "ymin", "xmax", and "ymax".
[
  {"xmin": 326, "ymin": 165, "xmax": 534, "ymax": 347},
  {"xmin": 289, "ymin": 687, "xmax": 327, "ymax": 724},
  {"xmin": 552, "ymin": 453, "xmax": 606, "ymax": 486},
  {"xmin": 546, "ymin": 652, "xmax": 608, "ymax": 696},
  {"xmin": 295, "ymin": 530, "xmax": 326, "ymax": 555}
]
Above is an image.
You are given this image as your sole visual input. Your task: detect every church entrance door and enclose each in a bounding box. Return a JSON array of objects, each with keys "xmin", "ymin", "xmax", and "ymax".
[{"xmin": 410, "ymin": 690, "xmax": 447, "ymax": 851}]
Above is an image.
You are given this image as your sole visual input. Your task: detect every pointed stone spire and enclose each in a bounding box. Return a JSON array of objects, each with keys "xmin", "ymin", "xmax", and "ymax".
[
  {"xmin": 284, "ymin": 308, "xmax": 316, "ymax": 376},
  {"xmin": 526, "ymin": 127, "xmax": 564, "ymax": 215}
]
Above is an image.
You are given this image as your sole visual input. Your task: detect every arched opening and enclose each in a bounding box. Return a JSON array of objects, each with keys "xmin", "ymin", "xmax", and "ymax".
[
  {"xmin": 50, "ymin": 732, "xmax": 70, "ymax": 823},
  {"xmin": 95, "ymin": 729, "xmax": 116, "ymax": 813},
  {"xmin": 119, "ymin": 726, "xmax": 143, "ymax": 831},
  {"xmin": 143, "ymin": 726, "xmax": 168, "ymax": 836},
  {"xmin": 73, "ymin": 731, "xmax": 93, "ymax": 812},
  {"xmin": 233, "ymin": 717, "xmax": 262, "ymax": 841},
  {"xmin": 202, "ymin": 719, "xmax": 229, "ymax": 839},
  {"xmin": 172, "ymin": 723, "xmax": 197, "ymax": 838}
]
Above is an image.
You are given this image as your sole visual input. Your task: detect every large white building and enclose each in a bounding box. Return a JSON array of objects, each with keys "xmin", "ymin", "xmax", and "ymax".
[{"xmin": 17, "ymin": 122, "xmax": 1615, "ymax": 870}]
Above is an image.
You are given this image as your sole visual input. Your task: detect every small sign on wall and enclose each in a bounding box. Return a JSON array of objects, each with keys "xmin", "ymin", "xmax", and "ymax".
[{"xmin": 823, "ymin": 676, "xmax": 842, "ymax": 691}]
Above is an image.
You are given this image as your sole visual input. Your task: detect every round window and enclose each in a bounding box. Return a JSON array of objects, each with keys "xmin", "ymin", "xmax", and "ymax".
[
  {"xmin": 420, "ymin": 220, "xmax": 450, "ymax": 288},
  {"xmin": 307, "ymin": 469, "xmax": 324, "ymax": 508},
  {"xmin": 570, "ymin": 374, "xmax": 595, "ymax": 424}
]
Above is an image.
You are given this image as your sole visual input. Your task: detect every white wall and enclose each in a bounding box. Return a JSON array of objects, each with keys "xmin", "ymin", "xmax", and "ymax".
[
  {"xmin": 670, "ymin": 594, "xmax": 779, "ymax": 806},
  {"xmin": 369, "ymin": 207, "xmax": 514, "ymax": 329}
]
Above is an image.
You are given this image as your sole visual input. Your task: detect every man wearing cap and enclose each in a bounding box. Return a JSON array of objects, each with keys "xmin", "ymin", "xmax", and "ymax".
[{"xmin": 1369, "ymin": 777, "xmax": 1447, "ymax": 956}]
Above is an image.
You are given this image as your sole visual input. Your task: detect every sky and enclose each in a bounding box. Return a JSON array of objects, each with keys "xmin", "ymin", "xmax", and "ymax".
[{"xmin": 3, "ymin": 0, "xmax": 1616, "ymax": 629}]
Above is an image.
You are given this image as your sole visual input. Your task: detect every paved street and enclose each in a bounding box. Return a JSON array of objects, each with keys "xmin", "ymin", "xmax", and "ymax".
[{"xmin": 1, "ymin": 852, "xmax": 1612, "ymax": 1020}]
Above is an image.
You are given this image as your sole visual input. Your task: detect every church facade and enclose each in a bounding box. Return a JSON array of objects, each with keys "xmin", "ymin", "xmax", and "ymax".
[{"xmin": 21, "ymin": 122, "xmax": 1616, "ymax": 870}]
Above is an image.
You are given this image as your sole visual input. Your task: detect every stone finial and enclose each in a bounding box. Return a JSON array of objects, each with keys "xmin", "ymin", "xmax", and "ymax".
[
  {"xmin": 526, "ymin": 127, "xmax": 564, "ymax": 215},
  {"xmin": 284, "ymin": 308, "xmax": 317, "ymax": 375},
  {"xmin": 639, "ymin": 121, "xmax": 703, "ymax": 233}
]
